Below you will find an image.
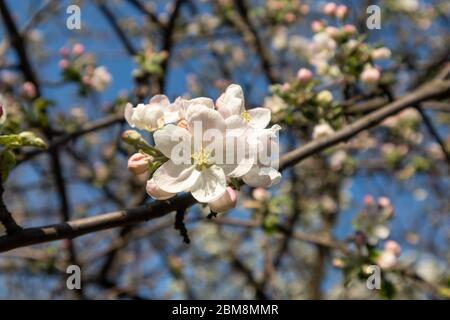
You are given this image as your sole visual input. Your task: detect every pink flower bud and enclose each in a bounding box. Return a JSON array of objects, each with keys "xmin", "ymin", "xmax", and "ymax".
[
  {"xmin": 59, "ymin": 59, "xmax": 69, "ymax": 70},
  {"xmin": 300, "ymin": 4, "xmax": 310, "ymax": 15},
  {"xmin": 209, "ymin": 187, "xmax": 237, "ymax": 212},
  {"xmin": 343, "ymin": 24, "xmax": 356, "ymax": 34},
  {"xmin": 22, "ymin": 81, "xmax": 36, "ymax": 99},
  {"xmin": 72, "ymin": 43, "xmax": 84, "ymax": 56},
  {"xmin": 363, "ymin": 194, "xmax": 374, "ymax": 206},
  {"xmin": 284, "ymin": 12, "xmax": 296, "ymax": 23},
  {"xmin": 281, "ymin": 82, "xmax": 291, "ymax": 92},
  {"xmin": 361, "ymin": 66, "xmax": 381, "ymax": 84},
  {"xmin": 296, "ymin": 68, "xmax": 313, "ymax": 83},
  {"xmin": 335, "ymin": 5, "xmax": 348, "ymax": 19},
  {"xmin": 252, "ymin": 188, "xmax": 269, "ymax": 201},
  {"xmin": 371, "ymin": 47, "xmax": 391, "ymax": 60},
  {"xmin": 82, "ymin": 75, "xmax": 92, "ymax": 86},
  {"xmin": 323, "ymin": 2, "xmax": 337, "ymax": 16},
  {"xmin": 384, "ymin": 240, "xmax": 401, "ymax": 256},
  {"xmin": 311, "ymin": 20, "xmax": 325, "ymax": 33},
  {"xmin": 127, "ymin": 153, "xmax": 149, "ymax": 176},
  {"xmin": 146, "ymin": 179, "xmax": 176, "ymax": 200},
  {"xmin": 377, "ymin": 251, "xmax": 397, "ymax": 269},
  {"xmin": 59, "ymin": 47, "xmax": 69, "ymax": 57}
]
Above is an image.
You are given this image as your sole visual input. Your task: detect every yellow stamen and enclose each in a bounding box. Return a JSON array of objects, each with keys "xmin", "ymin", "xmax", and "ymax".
[
  {"xmin": 241, "ymin": 111, "xmax": 251, "ymax": 123},
  {"xmin": 191, "ymin": 147, "xmax": 213, "ymax": 171}
]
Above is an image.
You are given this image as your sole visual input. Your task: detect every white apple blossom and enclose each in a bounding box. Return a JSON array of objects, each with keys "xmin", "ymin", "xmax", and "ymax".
[
  {"xmin": 312, "ymin": 122, "xmax": 335, "ymax": 139},
  {"xmin": 151, "ymin": 104, "xmax": 252, "ymax": 203},
  {"xmin": 216, "ymin": 84, "xmax": 271, "ymax": 130},
  {"xmin": 125, "ymin": 95, "xmax": 214, "ymax": 132},
  {"xmin": 125, "ymin": 95, "xmax": 173, "ymax": 132},
  {"xmin": 125, "ymin": 83, "xmax": 282, "ymax": 206},
  {"xmin": 90, "ymin": 66, "xmax": 112, "ymax": 92}
]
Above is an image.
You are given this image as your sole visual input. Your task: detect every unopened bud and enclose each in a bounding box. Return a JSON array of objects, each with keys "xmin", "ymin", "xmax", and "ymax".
[
  {"xmin": 122, "ymin": 130, "xmax": 143, "ymax": 144},
  {"xmin": 296, "ymin": 68, "xmax": 313, "ymax": 83},
  {"xmin": 209, "ymin": 187, "xmax": 238, "ymax": 213},
  {"xmin": 127, "ymin": 153, "xmax": 149, "ymax": 176}
]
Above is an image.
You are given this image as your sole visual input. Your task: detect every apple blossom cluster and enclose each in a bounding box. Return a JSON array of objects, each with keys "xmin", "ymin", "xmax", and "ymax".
[
  {"xmin": 263, "ymin": 0, "xmax": 310, "ymax": 24},
  {"xmin": 264, "ymin": 67, "xmax": 340, "ymax": 140},
  {"xmin": 300, "ymin": 3, "xmax": 392, "ymax": 85},
  {"xmin": 124, "ymin": 84, "xmax": 281, "ymax": 213},
  {"xmin": 59, "ymin": 43, "xmax": 112, "ymax": 93}
]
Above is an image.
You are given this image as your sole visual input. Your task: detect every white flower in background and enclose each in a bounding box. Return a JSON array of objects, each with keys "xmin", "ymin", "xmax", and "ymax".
[
  {"xmin": 361, "ymin": 65, "xmax": 381, "ymax": 84},
  {"xmin": 312, "ymin": 122, "xmax": 335, "ymax": 140},
  {"xmin": 272, "ymin": 27, "xmax": 288, "ymax": 50},
  {"xmin": 216, "ymin": 84, "xmax": 271, "ymax": 130},
  {"xmin": 91, "ymin": 66, "xmax": 112, "ymax": 92},
  {"xmin": 264, "ymin": 95, "xmax": 288, "ymax": 114},
  {"xmin": 0, "ymin": 94, "xmax": 7, "ymax": 125},
  {"xmin": 310, "ymin": 32, "xmax": 336, "ymax": 60},
  {"xmin": 316, "ymin": 90, "xmax": 333, "ymax": 104},
  {"xmin": 376, "ymin": 240, "xmax": 401, "ymax": 269},
  {"xmin": 395, "ymin": 0, "xmax": 419, "ymax": 12},
  {"xmin": 371, "ymin": 47, "xmax": 391, "ymax": 60}
]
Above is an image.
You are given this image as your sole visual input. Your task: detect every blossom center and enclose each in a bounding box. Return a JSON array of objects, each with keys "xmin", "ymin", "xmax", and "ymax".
[
  {"xmin": 241, "ymin": 111, "xmax": 251, "ymax": 123},
  {"xmin": 192, "ymin": 147, "xmax": 213, "ymax": 171}
]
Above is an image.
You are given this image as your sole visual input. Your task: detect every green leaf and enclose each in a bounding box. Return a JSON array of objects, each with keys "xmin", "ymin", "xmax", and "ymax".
[
  {"xmin": 262, "ymin": 214, "xmax": 279, "ymax": 235},
  {"xmin": 17, "ymin": 132, "xmax": 47, "ymax": 149},
  {"xmin": 0, "ymin": 132, "xmax": 47, "ymax": 149}
]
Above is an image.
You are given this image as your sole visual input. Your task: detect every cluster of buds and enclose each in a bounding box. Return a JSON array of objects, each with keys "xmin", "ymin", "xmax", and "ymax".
[
  {"xmin": 265, "ymin": 0, "xmax": 310, "ymax": 24},
  {"xmin": 59, "ymin": 43, "xmax": 112, "ymax": 93},
  {"xmin": 307, "ymin": 5, "xmax": 392, "ymax": 87},
  {"xmin": 265, "ymin": 69, "xmax": 341, "ymax": 135},
  {"xmin": 323, "ymin": 2, "xmax": 348, "ymax": 20}
]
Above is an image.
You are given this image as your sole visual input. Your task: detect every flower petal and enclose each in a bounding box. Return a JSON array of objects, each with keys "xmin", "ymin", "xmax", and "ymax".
[
  {"xmin": 153, "ymin": 160, "xmax": 200, "ymax": 193},
  {"xmin": 243, "ymin": 166, "xmax": 281, "ymax": 188},
  {"xmin": 186, "ymin": 104, "xmax": 226, "ymax": 138},
  {"xmin": 154, "ymin": 124, "xmax": 192, "ymax": 159},
  {"xmin": 124, "ymin": 103, "xmax": 134, "ymax": 127},
  {"xmin": 149, "ymin": 94, "xmax": 170, "ymax": 107},
  {"xmin": 248, "ymin": 108, "xmax": 271, "ymax": 129},
  {"xmin": 190, "ymin": 165, "xmax": 226, "ymax": 203},
  {"xmin": 216, "ymin": 84, "xmax": 245, "ymax": 119},
  {"xmin": 186, "ymin": 97, "xmax": 215, "ymax": 109},
  {"xmin": 225, "ymin": 115, "xmax": 248, "ymax": 131},
  {"xmin": 146, "ymin": 179, "xmax": 176, "ymax": 200}
]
